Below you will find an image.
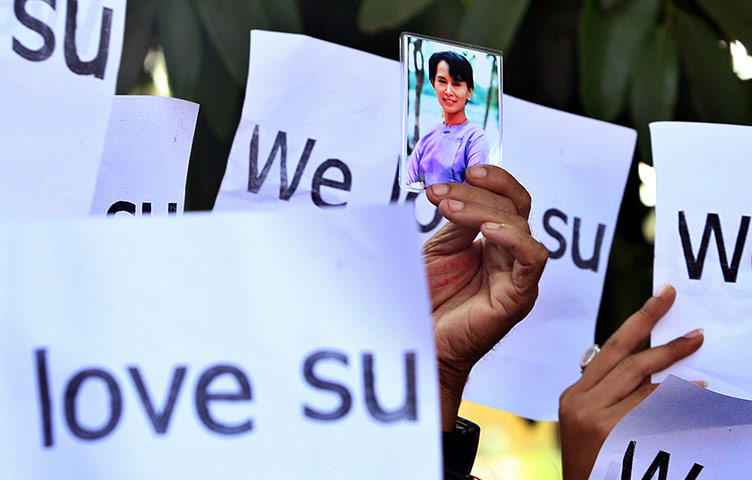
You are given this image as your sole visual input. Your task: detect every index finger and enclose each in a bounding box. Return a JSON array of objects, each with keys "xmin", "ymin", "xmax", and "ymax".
[
  {"xmin": 578, "ymin": 284, "xmax": 676, "ymax": 391},
  {"xmin": 466, "ymin": 165, "xmax": 532, "ymax": 219}
]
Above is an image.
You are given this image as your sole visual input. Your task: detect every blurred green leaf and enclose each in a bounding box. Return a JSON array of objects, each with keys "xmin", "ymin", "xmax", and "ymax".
[
  {"xmin": 116, "ymin": 0, "xmax": 158, "ymax": 94},
  {"xmin": 694, "ymin": 0, "xmax": 752, "ymax": 50},
  {"xmin": 195, "ymin": 36, "xmax": 243, "ymax": 143},
  {"xmin": 579, "ymin": 0, "xmax": 661, "ymax": 121},
  {"xmin": 158, "ymin": 0, "xmax": 203, "ymax": 101},
  {"xmin": 630, "ymin": 25, "xmax": 679, "ymax": 123},
  {"xmin": 358, "ymin": 0, "xmax": 436, "ymax": 33},
  {"xmin": 193, "ymin": 0, "xmax": 302, "ymax": 85},
  {"xmin": 458, "ymin": 0, "xmax": 532, "ymax": 53},
  {"xmin": 185, "ymin": 111, "xmax": 234, "ymax": 211},
  {"xmin": 185, "ymin": 34, "xmax": 245, "ymax": 211},
  {"xmin": 675, "ymin": 8, "xmax": 751, "ymax": 124},
  {"xmin": 408, "ymin": 0, "xmax": 464, "ymax": 39},
  {"xmin": 260, "ymin": 0, "xmax": 304, "ymax": 32},
  {"xmin": 629, "ymin": 24, "xmax": 679, "ymax": 162},
  {"xmin": 599, "ymin": 0, "xmax": 628, "ymax": 10}
]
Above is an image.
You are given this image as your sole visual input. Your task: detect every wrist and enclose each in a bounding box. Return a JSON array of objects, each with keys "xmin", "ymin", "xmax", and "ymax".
[{"xmin": 439, "ymin": 360, "xmax": 471, "ymax": 432}]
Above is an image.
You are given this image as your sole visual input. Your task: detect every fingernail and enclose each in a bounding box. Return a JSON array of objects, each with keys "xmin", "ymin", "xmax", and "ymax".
[
  {"xmin": 654, "ymin": 283, "xmax": 672, "ymax": 298},
  {"xmin": 446, "ymin": 199, "xmax": 464, "ymax": 212},
  {"xmin": 682, "ymin": 328, "xmax": 704, "ymax": 339},
  {"xmin": 691, "ymin": 380, "xmax": 709, "ymax": 388},
  {"xmin": 468, "ymin": 166, "xmax": 488, "ymax": 178},
  {"xmin": 432, "ymin": 184, "xmax": 449, "ymax": 196},
  {"xmin": 484, "ymin": 222, "xmax": 502, "ymax": 230}
]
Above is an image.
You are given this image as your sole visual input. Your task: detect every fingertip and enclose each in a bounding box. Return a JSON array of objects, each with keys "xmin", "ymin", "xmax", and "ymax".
[
  {"xmin": 431, "ymin": 183, "xmax": 450, "ymax": 196},
  {"xmin": 425, "ymin": 184, "xmax": 443, "ymax": 207},
  {"xmin": 467, "ymin": 165, "xmax": 489, "ymax": 179},
  {"xmin": 481, "ymin": 223, "xmax": 547, "ymax": 289},
  {"xmin": 675, "ymin": 328, "xmax": 704, "ymax": 351},
  {"xmin": 640, "ymin": 284, "xmax": 676, "ymax": 318},
  {"xmin": 654, "ymin": 283, "xmax": 673, "ymax": 298},
  {"xmin": 665, "ymin": 327, "xmax": 704, "ymax": 358},
  {"xmin": 479, "ymin": 222, "xmax": 518, "ymax": 247},
  {"xmin": 682, "ymin": 328, "xmax": 703, "ymax": 339},
  {"xmin": 680, "ymin": 328, "xmax": 705, "ymax": 352}
]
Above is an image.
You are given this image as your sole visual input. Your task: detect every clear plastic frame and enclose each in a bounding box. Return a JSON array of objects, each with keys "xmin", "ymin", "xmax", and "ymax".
[{"xmin": 400, "ymin": 33, "xmax": 502, "ymax": 192}]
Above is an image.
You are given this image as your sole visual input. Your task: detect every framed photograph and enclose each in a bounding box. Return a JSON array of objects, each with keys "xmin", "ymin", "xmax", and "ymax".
[{"xmin": 400, "ymin": 33, "xmax": 502, "ymax": 191}]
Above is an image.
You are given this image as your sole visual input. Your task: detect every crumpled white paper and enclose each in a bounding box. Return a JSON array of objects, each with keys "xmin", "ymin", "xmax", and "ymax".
[{"xmin": 590, "ymin": 375, "xmax": 752, "ymax": 479}]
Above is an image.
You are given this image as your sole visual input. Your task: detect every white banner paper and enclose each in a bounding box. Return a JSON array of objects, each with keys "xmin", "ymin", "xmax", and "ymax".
[
  {"xmin": 463, "ymin": 97, "xmax": 635, "ymax": 420},
  {"xmin": 216, "ymin": 31, "xmax": 635, "ymax": 420},
  {"xmin": 0, "ymin": 0, "xmax": 125, "ymax": 217},
  {"xmin": 652, "ymin": 122, "xmax": 752, "ymax": 399},
  {"xmin": 90, "ymin": 95, "xmax": 199, "ymax": 217},
  {"xmin": 215, "ymin": 30, "xmax": 445, "ymax": 233},
  {"xmin": 0, "ymin": 206, "xmax": 440, "ymax": 479},
  {"xmin": 216, "ymin": 30, "xmax": 400, "ymax": 210},
  {"xmin": 589, "ymin": 375, "xmax": 752, "ymax": 479}
]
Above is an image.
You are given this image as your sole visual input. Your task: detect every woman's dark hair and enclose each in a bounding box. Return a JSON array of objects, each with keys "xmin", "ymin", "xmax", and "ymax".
[{"xmin": 428, "ymin": 51, "xmax": 474, "ymax": 91}]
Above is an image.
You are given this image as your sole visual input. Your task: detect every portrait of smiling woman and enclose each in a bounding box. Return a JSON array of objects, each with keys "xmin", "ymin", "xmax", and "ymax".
[{"xmin": 402, "ymin": 36, "xmax": 502, "ymax": 191}]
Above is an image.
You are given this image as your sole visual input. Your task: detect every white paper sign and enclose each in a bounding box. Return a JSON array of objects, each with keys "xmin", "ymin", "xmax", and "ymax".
[
  {"xmin": 652, "ymin": 122, "xmax": 752, "ymax": 399},
  {"xmin": 0, "ymin": 0, "xmax": 125, "ymax": 217},
  {"xmin": 0, "ymin": 206, "xmax": 440, "ymax": 479},
  {"xmin": 90, "ymin": 95, "xmax": 199, "ymax": 217},
  {"xmin": 214, "ymin": 30, "xmax": 443, "ymax": 233},
  {"xmin": 216, "ymin": 30, "xmax": 399, "ymax": 209},
  {"xmin": 589, "ymin": 375, "xmax": 752, "ymax": 479},
  {"xmin": 215, "ymin": 31, "xmax": 636, "ymax": 420},
  {"xmin": 463, "ymin": 97, "xmax": 635, "ymax": 420}
]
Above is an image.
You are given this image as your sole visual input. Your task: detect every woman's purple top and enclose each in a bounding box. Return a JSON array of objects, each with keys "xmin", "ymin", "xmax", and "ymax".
[{"xmin": 406, "ymin": 121, "xmax": 489, "ymax": 187}]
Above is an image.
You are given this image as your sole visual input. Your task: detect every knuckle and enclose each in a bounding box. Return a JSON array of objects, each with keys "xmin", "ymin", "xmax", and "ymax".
[
  {"xmin": 495, "ymin": 196, "xmax": 516, "ymax": 214},
  {"xmin": 604, "ymin": 334, "xmax": 627, "ymax": 355},
  {"xmin": 534, "ymin": 241, "xmax": 549, "ymax": 264},
  {"xmin": 580, "ymin": 411, "xmax": 609, "ymax": 438},
  {"xmin": 509, "ymin": 216, "xmax": 529, "ymax": 231},
  {"xmin": 592, "ymin": 415, "xmax": 613, "ymax": 440},
  {"xmin": 559, "ymin": 386, "xmax": 573, "ymax": 403},
  {"xmin": 562, "ymin": 404, "xmax": 590, "ymax": 429},
  {"xmin": 614, "ymin": 355, "xmax": 642, "ymax": 376},
  {"xmin": 572, "ymin": 409, "xmax": 590, "ymax": 428},
  {"xmin": 560, "ymin": 406, "xmax": 612, "ymax": 442},
  {"xmin": 636, "ymin": 302, "xmax": 653, "ymax": 320},
  {"xmin": 558, "ymin": 386, "xmax": 578, "ymax": 413},
  {"xmin": 488, "ymin": 165, "xmax": 506, "ymax": 183},
  {"xmin": 518, "ymin": 187, "xmax": 532, "ymax": 211}
]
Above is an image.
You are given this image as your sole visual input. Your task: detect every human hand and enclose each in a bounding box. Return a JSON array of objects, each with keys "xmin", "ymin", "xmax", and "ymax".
[
  {"xmin": 558, "ymin": 284, "xmax": 704, "ymax": 479},
  {"xmin": 424, "ymin": 165, "xmax": 549, "ymax": 430}
]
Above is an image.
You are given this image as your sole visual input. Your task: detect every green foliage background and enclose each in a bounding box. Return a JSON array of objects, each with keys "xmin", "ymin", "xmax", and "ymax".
[{"xmin": 117, "ymin": 0, "xmax": 752, "ymax": 340}]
